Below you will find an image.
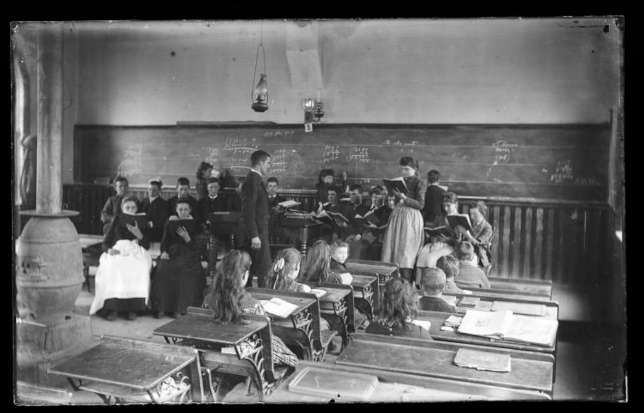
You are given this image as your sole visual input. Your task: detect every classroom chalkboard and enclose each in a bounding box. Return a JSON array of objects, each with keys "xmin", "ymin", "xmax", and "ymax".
[{"xmin": 75, "ymin": 123, "xmax": 609, "ymax": 202}]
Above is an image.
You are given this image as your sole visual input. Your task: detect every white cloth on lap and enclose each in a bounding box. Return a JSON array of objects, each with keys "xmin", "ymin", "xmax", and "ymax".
[{"xmin": 89, "ymin": 239, "xmax": 152, "ymax": 315}]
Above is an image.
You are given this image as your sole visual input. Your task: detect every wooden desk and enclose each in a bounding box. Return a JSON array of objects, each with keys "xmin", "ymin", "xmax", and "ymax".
[
  {"xmin": 487, "ymin": 277, "xmax": 553, "ymax": 298},
  {"xmin": 153, "ymin": 310, "xmax": 284, "ymax": 401},
  {"xmin": 449, "ymin": 288, "xmax": 553, "ymax": 303},
  {"xmin": 247, "ymin": 288, "xmax": 329, "ymax": 361},
  {"xmin": 415, "ymin": 310, "xmax": 557, "ymax": 354},
  {"xmin": 280, "ymin": 213, "xmax": 322, "ymax": 255},
  {"xmin": 336, "ymin": 333, "xmax": 554, "ymax": 397},
  {"xmin": 209, "ymin": 212, "xmax": 242, "ymax": 249},
  {"xmin": 48, "ymin": 336, "xmax": 202, "ymax": 404},
  {"xmin": 315, "ymin": 283, "xmax": 355, "ymax": 348},
  {"xmin": 436, "ymin": 293, "xmax": 559, "ymax": 320},
  {"xmin": 264, "ymin": 360, "xmax": 549, "ymax": 402},
  {"xmin": 351, "ymin": 274, "xmax": 378, "ymax": 321},
  {"xmin": 345, "ymin": 259, "xmax": 399, "ymax": 287}
]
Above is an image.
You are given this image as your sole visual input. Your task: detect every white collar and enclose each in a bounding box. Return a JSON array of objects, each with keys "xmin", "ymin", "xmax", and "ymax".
[
  {"xmin": 208, "ymin": 194, "xmax": 219, "ymax": 200},
  {"xmin": 250, "ymin": 168, "xmax": 263, "ymax": 177},
  {"xmin": 149, "ymin": 195, "xmax": 159, "ymax": 202}
]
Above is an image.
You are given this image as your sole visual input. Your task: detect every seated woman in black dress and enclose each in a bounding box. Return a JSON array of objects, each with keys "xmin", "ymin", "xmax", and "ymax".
[
  {"xmin": 151, "ymin": 200, "xmax": 206, "ymax": 318},
  {"xmin": 89, "ymin": 195, "xmax": 152, "ymax": 321},
  {"xmin": 365, "ymin": 278, "xmax": 432, "ymax": 340}
]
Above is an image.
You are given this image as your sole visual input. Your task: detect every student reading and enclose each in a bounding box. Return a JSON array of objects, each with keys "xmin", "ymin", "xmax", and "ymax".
[
  {"xmin": 150, "ymin": 199, "xmax": 206, "ymax": 318},
  {"xmin": 240, "ymin": 149, "xmax": 272, "ymax": 288},
  {"xmin": 381, "ymin": 156, "xmax": 425, "ymax": 284},
  {"xmin": 90, "ymin": 195, "xmax": 152, "ymax": 321},
  {"xmin": 203, "ymin": 250, "xmax": 298, "ymax": 368}
]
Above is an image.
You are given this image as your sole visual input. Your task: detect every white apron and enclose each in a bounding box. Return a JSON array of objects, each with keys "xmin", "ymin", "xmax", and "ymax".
[{"xmin": 89, "ymin": 239, "xmax": 152, "ymax": 315}]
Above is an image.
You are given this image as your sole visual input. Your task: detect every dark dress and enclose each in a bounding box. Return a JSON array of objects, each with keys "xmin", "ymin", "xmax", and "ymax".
[
  {"xmin": 423, "ymin": 184, "xmax": 447, "ymax": 226},
  {"xmin": 140, "ymin": 196, "xmax": 170, "ymax": 243},
  {"xmin": 151, "ymin": 218, "xmax": 206, "ymax": 314},
  {"xmin": 241, "ymin": 170, "xmax": 271, "ymax": 287},
  {"xmin": 99, "ymin": 215, "xmax": 151, "ymax": 314},
  {"xmin": 365, "ymin": 319, "xmax": 432, "ymax": 340}
]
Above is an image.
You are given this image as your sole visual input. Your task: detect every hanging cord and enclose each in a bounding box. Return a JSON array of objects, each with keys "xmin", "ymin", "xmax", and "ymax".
[{"xmin": 250, "ymin": 21, "xmax": 267, "ymax": 102}]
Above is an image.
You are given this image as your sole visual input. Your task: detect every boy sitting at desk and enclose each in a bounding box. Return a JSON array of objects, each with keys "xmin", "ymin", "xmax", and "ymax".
[
  {"xmin": 455, "ymin": 242, "xmax": 491, "ymax": 289},
  {"xmin": 316, "ymin": 186, "xmax": 352, "ymax": 241},
  {"xmin": 365, "ymin": 278, "xmax": 432, "ymax": 340},
  {"xmin": 436, "ymin": 255, "xmax": 465, "ymax": 294},
  {"xmin": 419, "ymin": 268, "xmax": 457, "ymax": 313}
]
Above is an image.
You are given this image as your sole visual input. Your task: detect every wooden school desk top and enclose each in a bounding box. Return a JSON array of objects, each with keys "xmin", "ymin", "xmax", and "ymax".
[
  {"xmin": 487, "ymin": 277, "xmax": 553, "ymax": 298},
  {"xmin": 351, "ymin": 274, "xmax": 378, "ymax": 290},
  {"xmin": 266, "ymin": 362, "xmax": 483, "ymax": 403},
  {"xmin": 440, "ymin": 293, "xmax": 559, "ymax": 320},
  {"xmin": 415, "ymin": 310, "xmax": 557, "ymax": 353},
  {"xmin": 452, "ymin": 288, "xmax": 553, "ymax": 303},
  {"xmin": 48, "ymin": 336, "xmax": 197, "ymax": 391},
  {"xmin": 336, "ymin": 333, "xmax": 554, "ymax": 395},
  {"xmin": 247, "ymin": 289, "xmax": 317, "ymax": 319},
  {"xmin": 153, "ymin": 314, "xmax": 267, "ymax": 346},
  {"xmin": 316, "ymin": 286, "xmax": 351, "ymax": 304}
]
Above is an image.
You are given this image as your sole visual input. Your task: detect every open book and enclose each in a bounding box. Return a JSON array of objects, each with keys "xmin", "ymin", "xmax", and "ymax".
[
  {"xmin": 165, "ymin": 218, "xmax": 196, "ymax": 236},
  {"xmin": 457, "ymin": 310, "xmax": 558, "ymax": 346},
  {"xmin": 259, "ymin": 297, "xmax": 299, "ymax": 318},
  {"xmin": 453, "ymin": 348, "xmax": 511, "ymax": 373},
  {"xmin": 278, "ymin": 200, "xmax": 301, "ymax": 209},
  {"xmin": 424, "ymin": 225, "xmax": 453, "ymax": 239},
  {"xmin": 312, "ymin": 209, "xmax": 350, "ymax": 227},
  {"xmin": 446, "ymin": 214, "xmax": 472, "ymax": 232},
  {"xmin": 383, "ymin": 177, "xmax": 408, "ymax": 195},
  {"xmin": 118, "ymin": 213, "xmax": 148, "ymax": 231}
]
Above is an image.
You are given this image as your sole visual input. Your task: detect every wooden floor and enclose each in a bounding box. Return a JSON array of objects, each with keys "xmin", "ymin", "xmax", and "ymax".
[{"xmin": 20, "ymin": 285, "xmax": 626, "ymax": 404}]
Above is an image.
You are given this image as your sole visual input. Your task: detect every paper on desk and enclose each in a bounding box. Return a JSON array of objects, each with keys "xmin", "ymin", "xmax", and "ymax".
[
  {"xmin": 339, "ymin": 273, "xmax": 353, "ymax": 285},
  {"xmin": 259, "ymin": 297, "xmax": 299, "ymax": 318},
  {"xmin": 309, "ymin": 288, "xmax": 327, "ymax": 298},
  {"xmin": 504, "ymin": 315, "xmax": 558, "ymax": 346},
  {"xmin": 457, "ymin": 310, "xmax": 514, "ymax": 339},
  {"xmin": 411, "ymin": 319, "xmax": 431, "ymax": 331}
]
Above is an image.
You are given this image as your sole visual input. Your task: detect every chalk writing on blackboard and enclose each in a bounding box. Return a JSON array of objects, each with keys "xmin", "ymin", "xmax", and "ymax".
[
  {"xmin": 116, "ymin": 143, "xmax": 143, "ymax": 177},
  {"xmin": 323, "ymin": 145, "xmax": 341, "ymax": 164},
  {"xmin": 486, "ymin": 140, "xmax": 518, "ymax": 178},
  {"xmin": 263, "ymin": 130, "xmax": 296, "ymax": 138},
  {"xmin": 348, "ymin": 146, "xmax": 370, "ymax": 163},
  {"xmin": 223, "ymin": 136, "xmax": 259, "ymax": 170},
  {"xmin": 550, "ymin": 160, "xmax": 573, "ymax": 183},
  {"xmin": 270, "ymin": 148, "xmax": 289, "ymax": 175}
]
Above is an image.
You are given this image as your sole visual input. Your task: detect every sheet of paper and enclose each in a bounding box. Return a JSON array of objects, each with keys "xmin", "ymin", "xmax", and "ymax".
[
  {"xmin": 411, "ymin": 319, "xmax": 431, "ymax": 331},
  {"xmin": 259, "ymin": 298, "xmax": 299, "ymax": 318},
  {"xmin": 309, "ymin": 289, "xmax": 327, "ymax": 298}
]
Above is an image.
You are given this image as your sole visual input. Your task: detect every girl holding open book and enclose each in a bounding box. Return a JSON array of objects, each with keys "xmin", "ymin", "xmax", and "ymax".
[
  {"xmin": 381, "ymin": 157, "xmax": 425, "ymax": 284},
  {"xmin": 89, "ymin": 195, "xmax": 152, "ymax": 321},
  {"xmin": 150, "ymin": 200, "xmax": 206, "ymax": 318},
  {"xmin": 203, "ymin": 250, "xmax": 298, "ymax": 368}
]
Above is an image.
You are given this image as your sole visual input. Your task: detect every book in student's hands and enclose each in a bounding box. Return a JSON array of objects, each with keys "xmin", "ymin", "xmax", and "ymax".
[
  {"xmin": 165, "ymin": 218, "xmax": 197, "ymax": 235},
  {"xmin": 119, "ymin": 213, "xmax": 148, "ymax": 230},
  {"xmin": 383, "ymin": 177, "xmax": 408, "ymax": 195},
  {"xmin": 278, "ymin": 200, "xmax": 301, "ymax": 209},
  {"xmin": 491, "ymin": 301, "xmax": 547, "ymax": 316},
  {"xmin": 312, "ymin": 210, "xmax": 350, "ymax": 227},
  {"xmin": 446, "ymin": 213, "xmax": 472, "ymax": 231},
  {"xmin": 259, "ymin": 297, "xmax": 299, "ymax": 318},
  {"xmin": 424, "ymin": 225, "xmax": 453, "ymax": 239},
  {"xmin": 453, "ymin": 348, "xmax": 511, "ymax": 373}
]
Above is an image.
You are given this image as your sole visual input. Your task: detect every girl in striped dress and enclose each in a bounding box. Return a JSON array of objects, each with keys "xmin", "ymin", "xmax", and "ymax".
[{"xmin": 381, "ymin": 157, "xmax": 425, "ymax": 284}]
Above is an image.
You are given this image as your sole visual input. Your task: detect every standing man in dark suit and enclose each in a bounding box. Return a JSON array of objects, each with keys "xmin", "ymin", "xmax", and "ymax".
[{"xmin": 241, "ymin": 150, "xmax": 272, "ymax": 287}]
